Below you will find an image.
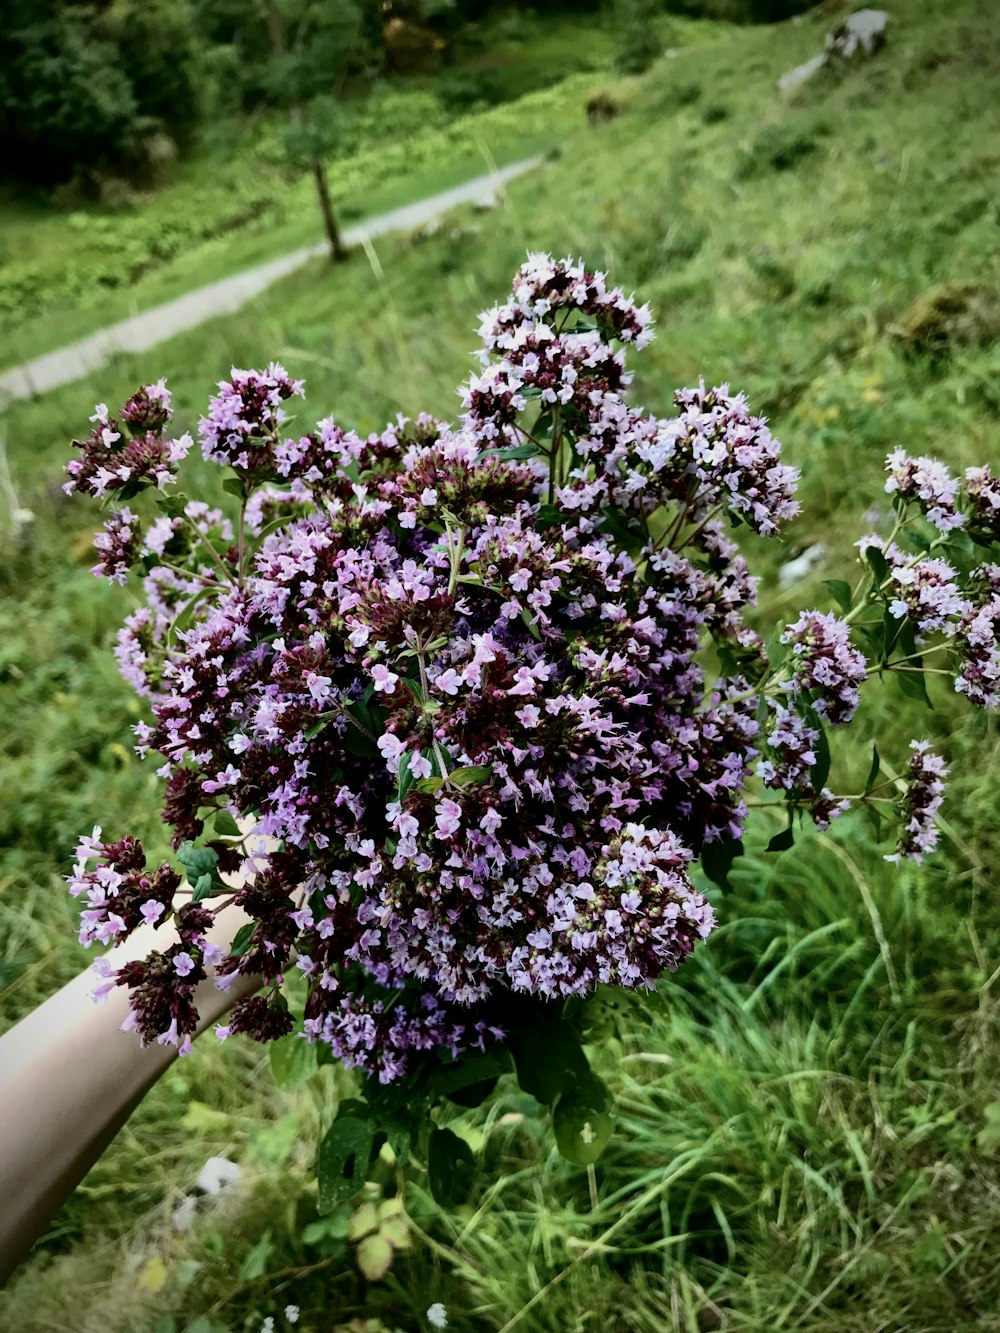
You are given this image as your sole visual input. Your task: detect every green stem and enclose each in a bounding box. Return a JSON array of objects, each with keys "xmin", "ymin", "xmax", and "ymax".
[{"xmin": 181, "ymin": 512, "xmax": 237, "ymax": 587}]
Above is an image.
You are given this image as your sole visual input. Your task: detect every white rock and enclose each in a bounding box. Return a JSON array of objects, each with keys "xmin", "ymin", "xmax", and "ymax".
[
  {"xmin": 195, "ymin": 1154, "xmax": 241, "ymax": 1196},
  {"xmin": 778, "ymin": 543, "xmax": 828, "ymax": 588},
  {"xmin": 778, "ymin": 53, "xmax": 828, "ymax": 93},
  {"xmin": 171, "ymin": 1195, "xmax": 199, "ymax": 1232},
  {"xmin": 826, "ymin": 9, "xmax": 890, "ymax": 61}
]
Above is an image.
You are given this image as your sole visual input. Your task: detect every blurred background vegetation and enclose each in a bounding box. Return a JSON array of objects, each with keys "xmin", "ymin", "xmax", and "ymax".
[{"xmin": 1, "ymin": 0, "xmax": 999, "ymax": 1330}]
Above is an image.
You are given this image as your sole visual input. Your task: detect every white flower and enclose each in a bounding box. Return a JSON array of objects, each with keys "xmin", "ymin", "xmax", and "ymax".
[{"xmin": 427, "ymin": 1303, "xmax": 448, "ymax": 1330}]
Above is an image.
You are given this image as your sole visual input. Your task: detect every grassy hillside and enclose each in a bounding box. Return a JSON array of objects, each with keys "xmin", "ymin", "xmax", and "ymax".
[{"xmin": 1, "ymin": 1, "xmax": 999, "ymax": 1329}]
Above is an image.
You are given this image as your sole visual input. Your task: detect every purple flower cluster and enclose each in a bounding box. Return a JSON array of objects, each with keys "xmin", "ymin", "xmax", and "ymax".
[
  {"xmin": 65, "ymin": 389, "xmax": 190, "ymax": 499},
  {"xmin": 655, "ymin": 383, "xmax": 801, "ymax": 537},
  {"xmin": 63, "ymin": 257, "xmax": 993, "ymax": 1085},
  {"xmin": 199, "ymin": 363, "xmax": 304, "ymax": 474},
  {"xmin": 781, "ymin": 610, "xmax": 868, "ymax": 725},
  {"xmin": 885, "ymin": 741, "xmax": 947, "ymax": 863},
  {"xmin": 884, "ymin": 448, "xmax": 963, "ymax": 532},
  {"xmin": 64, "ymin": 258, "xmax": 807, "ymax": 1081},
  {"xmin": 886, "ymin": 553, "xmax": 965, "ymax": 640},
  {"xmin": 965, "ymin": 465, "xmax": 1000, "ymax": 543},
  {"xmin": 91, "ymin": 507, "xmax": 140, "ymax": 585},
  {"xmin": 955, "ymin": 564, "xmax": 1000, "ymax": 708}
]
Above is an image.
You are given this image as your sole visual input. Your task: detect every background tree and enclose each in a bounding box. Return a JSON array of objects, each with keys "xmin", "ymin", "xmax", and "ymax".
[{"xmin": 261, "ymin": 0, "xmax": 371, "ymax": 261}]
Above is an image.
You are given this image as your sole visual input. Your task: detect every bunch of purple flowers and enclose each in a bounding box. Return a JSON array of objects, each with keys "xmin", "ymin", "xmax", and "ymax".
[{"xmin": 65, "ymin": 256, "xmax": 997, "ymax": 1094}]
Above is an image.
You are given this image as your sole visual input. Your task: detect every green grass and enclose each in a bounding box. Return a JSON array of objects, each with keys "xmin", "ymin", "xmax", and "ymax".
[{"xmin": 2, "ymin": 0, "xmax": 1000, "ymax": 1329}]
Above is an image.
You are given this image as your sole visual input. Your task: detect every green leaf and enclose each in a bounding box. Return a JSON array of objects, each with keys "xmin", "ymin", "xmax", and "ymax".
[
  {"xmin": 599, "ymin": 506, "xmax": 644, "ymax": 556},
  {"xmin": 895, "ymin": 667, "xmax": 933, "ymax": 708},
  {"xmin": 177, "ymin": 841, "xmax": 218, "ymax": 881},
  {"xmin": 881, "ymin": 604, "xmax": 905, "ymax": 661},
  {"xmin": 809, "ymin": 711, "xmax": 831, "ymax": 794},
  {"xmin": 384, "ymin": 1118, "xmax": 412, "ymax": 1165},
  {"xmin": 238, "ymin": 1231, "xmax": 273, "ymax": 1282},
  {"xmin": 156, "ymin": 492, "xmax": 191, "ymax": 520},
  {"xmin": 317, "ymin": 1116, "xmax": 375, "ymax": 1214},
  {"xmin": 521, "ymin": 606, "xmax": 541, "ymax": 641},
  {"xmin": 865, "ymin": 802, "xmax": 884, "ymax": 841},
  {"xmin": 449, "ymin": 765, "xmax": 491, "ymax": 789},
  {"xmin": 823, "ymin": 579, "xmax": 853, "ymax": 615},
  {"xmin": 302, "ymin": 1212, "xmax": 350, "ymax": 1246},
  {"xmin": 177, "ymin": 842, "xmax": 225, "ymax": 896},
  {"xmin": 553, "ymin": 1078, "xmax": 615, "ymax": 1166},
  {"xmin": 432, "ymin": 1051, "xmax": 510, "ymax": 1107},
  {"xmin": 356, "ymin": 1233, "xmax": 394, "ymax": 1282},
  {"xmin": 765, "ymin": 624, "xmax": 786, "ymax": 672},
  {"xmin": 270, "ymin": 1034, "xmax": 320, "ymax": 1090},
  {"xmin": 864, "ymin": 744, "xmax": 881, "ymax": 796},
  {"xmin": 509, "ymin": 1015, "xmax": 590, "ymax": 1106},
  {"xmin": 427, "ymin": 1126, "xmax": 476, "ymax": 1207},
  {"xmin": 700, "ymin": 836, "xmax": 744, "ymax": 890},
  {"xmin": 414, "ymin": 776, "xmax": 444, "ymax": 794},
  {"xmin": 222, "ymin": 477, "xmax": 246, "ymax": 499},
  {"xmin": 476, "ymin": 442, "xmax": 540, "ymax": 463},
  {"xmin": 191, "ymin": 873, "xmax": 215, "ymax": 903},
  {"xmin": 229, "ymin": 923, "xmax": 255, "ymax": 957},
  {"xmin": 767, "ymin": 824, "xmax": 795, "ymax": 853},
  {"xmin": 535, "ymin": 503, "xmax": 563, "ymax": 530},
  {"xmin": 396, "ymin": 753, "xmax": 415, "ymax": 805},
  {"xmin": 343, "ymin": 699, "xmax": 383, "ymax": 758},
  {"xmin": 864, "ymin": 544, "xmax": 889, "ymax": 586},
  {"xmin": 212, "ymin": 810, "xmax": 241, "ymax": 837},
  {"xmin": 167, "ymin": 585, "xmax": 216, "ymax": 646}
]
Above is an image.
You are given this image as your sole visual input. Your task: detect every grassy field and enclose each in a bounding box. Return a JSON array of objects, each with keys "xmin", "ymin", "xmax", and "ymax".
[{"xmin": 1, "ymin": 0, "xmax": 1000, "ymax": 1329}]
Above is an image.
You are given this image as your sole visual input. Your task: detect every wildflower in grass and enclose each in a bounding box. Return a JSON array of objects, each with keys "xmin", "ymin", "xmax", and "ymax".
[
  {"xmin": 954, "ymin": 568, "xmax": 1000, "ymax": 708},
  {"xmin": 66, "ymin": 404, "xmax": 188, "ymax": 498},
  {"xmin": 884, "ymin": 448, "xmax": 964, "ymax": 531},
  {"xmin": 885, "ymin": 740, "xmax": 948, "ymax": 863},
  {"xmin": 427, "ymin": 1303, "xmax": 448, "ymax": 1329},
  {"xmin": 965, "ymin": 464, "xmax": 1000, "ymax": 543},
  {"xmin": 757, "ymin": 704, "xmax": 818, "ymax": 793},
  {"xmin": 886, "ymin": 554, "xmax": 966, "ymax": 639},
  {"xmin": 199, "ymin": 363, "xmax": 304, "ymax": 474},
  {"xmin": 91, "ymin": 507, "xmax": 140, "ymax": 584},
  {"xmin": 120, "ymin": 379, "xmax": 172, "ymax": 433},
  {"xmin": 659, "ymin": 382, "xmax": 801, "ymax": 537},
  {"xmin": 781, "ymin": 610, "xmax": 868, "ymax": 725}
]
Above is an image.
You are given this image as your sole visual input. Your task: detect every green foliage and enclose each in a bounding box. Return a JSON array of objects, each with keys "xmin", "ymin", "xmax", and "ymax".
[
  {"xmin": 0, "ymin": 0, "xmax": 138, "ymax": 185},
  {"xmin": 613, "ymin": 0, "xmax": 667, "ymax": 75},
  {"xmin": 0, "ymin": 184, "xmax": 285, "ymax": 322},
  {"xmin": 736, "ymin": 118, "xmax": 827, "ymax": 178}
]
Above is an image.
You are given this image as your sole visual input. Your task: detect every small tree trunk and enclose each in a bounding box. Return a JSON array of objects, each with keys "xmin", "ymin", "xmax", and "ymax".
[
  {"xmin": 312, "ymin": 157, "xmax": 347, "ymax": 262},
  {"xmin": 264, "ymin": 0, "xmax": 348, "ymax": 262}
]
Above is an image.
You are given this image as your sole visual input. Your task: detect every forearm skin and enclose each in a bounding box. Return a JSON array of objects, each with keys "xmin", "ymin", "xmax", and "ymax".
[{"xmin": 0, "ymin": 904, "xmax": 260, "ymax": 1285}]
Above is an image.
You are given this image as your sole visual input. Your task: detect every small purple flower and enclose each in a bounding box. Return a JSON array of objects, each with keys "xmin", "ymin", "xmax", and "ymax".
[
  {"xmin": 91, "ymin": 508, "xmax": 140, "ymax": 585},
  {"xmin": 965, "ymin": 464, "xmax": 1000, "ymax": 543},
  {"xmin": 200, "ymin": 364, "xmax": 304, "ymax": 475},
  {"xmin": 885, "ymin": 740, "xmax": 947, "ymax": 863},
  {"xmin": 884, "ymin": 449, "xmax": 963, "ymax": 532},
  {"xmin": 782, "ymin": 611, "xmax": 868, "ymax": 725}
]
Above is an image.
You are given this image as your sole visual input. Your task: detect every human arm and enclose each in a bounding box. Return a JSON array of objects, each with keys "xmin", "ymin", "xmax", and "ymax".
[{"xmin": 0, "ymin": 901, "xmax": 260, "ymax": 1284}]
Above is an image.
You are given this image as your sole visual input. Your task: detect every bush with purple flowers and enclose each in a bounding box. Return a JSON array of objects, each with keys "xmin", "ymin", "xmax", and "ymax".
[{"xmin": 64, "ymin": 255, "xmax": 1000, "ymax": 1199}]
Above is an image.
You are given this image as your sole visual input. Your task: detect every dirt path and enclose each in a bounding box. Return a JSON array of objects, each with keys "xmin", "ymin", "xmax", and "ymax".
[{"xmin": 0, "ymin": 156, "xmax": 542, "ymax": 407}]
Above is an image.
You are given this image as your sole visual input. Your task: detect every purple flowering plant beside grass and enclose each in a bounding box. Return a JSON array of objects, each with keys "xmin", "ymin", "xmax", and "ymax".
[{"xmin": 63, "ymin": 256, "xmax": 1000, "ymax": 1205}]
